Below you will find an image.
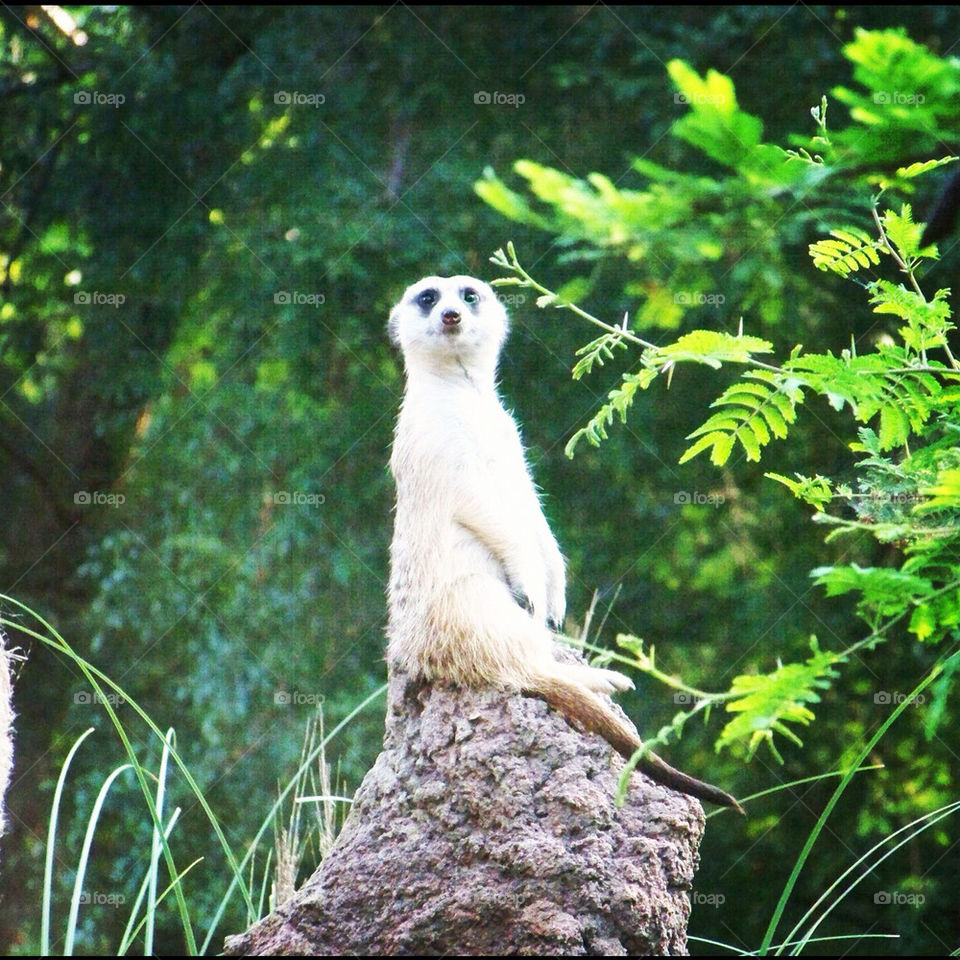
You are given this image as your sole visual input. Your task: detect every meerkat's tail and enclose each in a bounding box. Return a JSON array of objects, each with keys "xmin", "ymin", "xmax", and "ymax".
[{"xmin": 534, "ymin": 675, "xmax": 745, "ymax": 815}]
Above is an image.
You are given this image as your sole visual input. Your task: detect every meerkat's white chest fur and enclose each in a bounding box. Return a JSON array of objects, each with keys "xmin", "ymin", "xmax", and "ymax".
[{"xmin": 387, "ymin": 275, "xmax": 629, "ymax": 698}]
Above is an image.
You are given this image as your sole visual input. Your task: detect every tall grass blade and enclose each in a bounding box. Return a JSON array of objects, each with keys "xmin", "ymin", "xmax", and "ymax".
[{"xmin": 41, "ymin": 728, "xmax": 94, "ymax": 957}]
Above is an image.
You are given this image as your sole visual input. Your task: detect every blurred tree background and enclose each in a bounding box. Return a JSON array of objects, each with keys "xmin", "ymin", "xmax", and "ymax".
[{"xmin": 1, "ymin": 5, "xmax": 957, "ymax": 955}]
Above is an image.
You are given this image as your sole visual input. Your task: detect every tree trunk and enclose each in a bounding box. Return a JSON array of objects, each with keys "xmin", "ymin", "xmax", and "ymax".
[{"xmin": 225, "ymin": 659, "xmax": 704, "ymax": 956}]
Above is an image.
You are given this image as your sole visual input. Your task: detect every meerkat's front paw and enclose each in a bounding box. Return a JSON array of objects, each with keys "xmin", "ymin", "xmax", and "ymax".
[
  {"xmin": 507, "ymin": 554, "xmax": 547, "ymax": 623},
  {"xmin": 545, "ymin": 578, "xmax": 566, "ymax": 632},
  {"xmin": 543, "ymin": 543, "xmax": 566, "ymax": 631}
]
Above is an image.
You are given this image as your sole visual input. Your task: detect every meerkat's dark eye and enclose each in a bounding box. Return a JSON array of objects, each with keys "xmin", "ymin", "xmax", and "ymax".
[
  {"xmin": 416, "ymin": 289, "xmax": 438, "ymax": 310},
  {"xmin": 462, "ymin": 288, "xmax": 480, "ymax": 305}
]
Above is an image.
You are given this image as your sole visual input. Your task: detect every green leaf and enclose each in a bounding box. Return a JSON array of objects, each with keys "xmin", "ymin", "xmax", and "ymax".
[
  {"xmin": 895, "ymin": 156, "xmax": 958, "ymax": 179},
  {"xmin": 881, "ymin": 204, "xmax": 925, "ymax": 262},
  {"xmin": 678, "ymin": 431, "xmax": 729, "ymax": 465},
  {"xmin": 739, "ymin": 422, "xmax": 762, "ymax": 461},
  {"xmin": 759, "ymin": 402, "xmax": 790, "ymax": 437},
  {"xmin": 717, "ymin": 638, "xmax": 843, "ymax": 759},
  {"xmin": 809, "ymin": 229, "xmax": 881, "ymax": 276},
  {"xmin": 667, "ymin": 60, "xmax": 808, "ymax": 189},
  {"xmin": 869, "ymin": 280, "xmax": 952, "ymax": 331},
  {"xmin": 749, "ymin": 414, "xmax": 770, "ymax": 446},
  {"xmin": 687, "ymin": 412, "xmax": 748, "ymax": 437},
  {"xmin": 909, "ymin": 603, "xmax": 937, "ymax": 641},
  {"xmin": 906, "ymin": 593, "xmax": 960, "ymax": 644},
  {"xmin": 708, "ymin": 432, "xmax": 735, "ymax": 466},
  {"xmin": 811, "ymin": 563, "xmax": 932, "ymax": 617},
  {"xmin": 473, "ymin": 168, "xmax": 550, "ymax": 229},
  {"xmin": 571, "ymin": 332, "xmax": 630, "ymax": 379},
  {"xmin": 878, "ymin": 403, "xmax": 910, "ymax": 450},
  {"xmin": 917, "ymin": 466, "xmax": 960, "ymax": 512},
  {"xmin": 765, "ymin": 472, "xmax": 833, "ymax": 509},
  {"xmin": 713, "ymin": 389, "xmax": 765, "ymax": 411},
  {"xmin": 681, "ymin": 370, "xmax": 802, "ymax": 465},
  {"xmin": 657, "ymin": 329, "xmax": 773, "ymax": 367},
  {"xmin": 565, "ymin": 371, "xmax": 645, "ymax": 457}
]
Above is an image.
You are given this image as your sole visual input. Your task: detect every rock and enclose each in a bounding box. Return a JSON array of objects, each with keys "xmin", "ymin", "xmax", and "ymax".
[{"xmin": 225, "ymin": 665, "xmax": 704, "ymax": 956}]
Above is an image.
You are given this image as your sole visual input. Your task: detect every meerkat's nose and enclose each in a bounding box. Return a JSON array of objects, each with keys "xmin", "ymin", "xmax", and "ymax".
[{"xmin": 441, "ymin": 308, "xmax": 461, "ymax": 326}]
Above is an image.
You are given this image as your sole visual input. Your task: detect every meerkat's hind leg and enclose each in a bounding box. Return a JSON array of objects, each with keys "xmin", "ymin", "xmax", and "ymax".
[
  {"xmin": 552, "ymin": 660, "xmax": 634, "ymax": 695},
  {"xmin": 432, "ymin": 577, "xmax": 564, "ymax": 688}
]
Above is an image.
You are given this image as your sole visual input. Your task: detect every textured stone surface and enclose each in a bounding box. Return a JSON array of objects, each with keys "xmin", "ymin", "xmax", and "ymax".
[{"xmin": 225, "ymin": 665, "xmax": 704, "ymax": 956}]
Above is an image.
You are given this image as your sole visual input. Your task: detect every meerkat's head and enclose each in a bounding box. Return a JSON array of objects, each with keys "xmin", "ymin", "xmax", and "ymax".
[{"xmin": 389, "ymin": 275, "xmax": 508, "ymax": 381}]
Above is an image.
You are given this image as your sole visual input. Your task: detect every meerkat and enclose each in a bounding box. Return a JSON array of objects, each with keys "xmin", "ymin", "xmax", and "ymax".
[{"xmin": 387, "ymin": 275, "xmax": 743, "ymax": 813}]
